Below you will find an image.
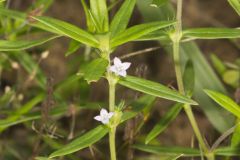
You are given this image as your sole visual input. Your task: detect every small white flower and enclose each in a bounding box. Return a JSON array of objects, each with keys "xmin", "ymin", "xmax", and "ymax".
[
  {"xmin": 94, "ymin": 108, "xmax": 114, "ymax": 124},
  {"xmin": 109, "ymin": 57, "xmax": 131, "ymax": 77}
]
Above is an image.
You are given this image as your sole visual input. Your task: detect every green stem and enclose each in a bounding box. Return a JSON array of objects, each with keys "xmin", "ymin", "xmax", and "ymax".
[
  {"xmin": 109, "ymin": 127, "xmax": 117, "ymax": 160},
  {"xmin": 173, "ymin": 0, "xmax": 211, "ymax": 157},
  {"xmin": 206, "ymin": 153, "xmax": 215, "ymax": 160},
  {"xmin": 109, "ymin": 79, "xmax": 116, "ymax": 112},
  {"xmin": 108, "ymin": 75, "xmax": 117, "ymax": 160}
]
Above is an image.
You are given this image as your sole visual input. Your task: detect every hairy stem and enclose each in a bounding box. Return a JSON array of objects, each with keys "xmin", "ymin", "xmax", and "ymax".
[{"xmin": 173, "ymin": 0, "xmax": 210, "ymax": 156}]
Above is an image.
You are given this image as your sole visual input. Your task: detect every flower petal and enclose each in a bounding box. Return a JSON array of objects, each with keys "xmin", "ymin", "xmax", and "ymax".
[
  {"xmin": 102, "ymin": 118, "xmax": 110, "ymax": 124},
  {"xmin": 100, "ymin": 108, "xmax": 108, "ymax": 116},
  {"xmin": 109, "ymin": 66, "xmax": 117, "ymax": 73},
  {"xmin": 94, "ymin": 115, "xmax": 102, "ymax": 121},
  {"xmin": 113, "ymin": 57, "xmax": 122, "ymax": 66},
  {"xmin": 108, "ymin": 112, "xmax": 114, "ymax": 119},
  {"xmin": 119, "ymin": 70, "xmax": 127, "ymax": 77},
  {"xmin": 122, "ymin": 62, "xmax": 131, "ymax": 70}
]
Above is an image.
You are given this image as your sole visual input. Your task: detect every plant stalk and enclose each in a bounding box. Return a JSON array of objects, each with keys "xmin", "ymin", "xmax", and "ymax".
[
  {"xmin": 173, "ymin": 0, "xmax": 210, "ymax": 156},
  {"xmin": 109, "ymin": 127, "xmax": 117, "ymax": 160},
  {"xmin": 108, "ymin": 73, "xmax": 117, "ymax": 160}
]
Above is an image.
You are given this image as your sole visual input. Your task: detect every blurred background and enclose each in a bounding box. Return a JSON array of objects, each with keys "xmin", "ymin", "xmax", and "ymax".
[{"xmin": 1, "ymin": 0, "xmax": 240, "ymax": 159}]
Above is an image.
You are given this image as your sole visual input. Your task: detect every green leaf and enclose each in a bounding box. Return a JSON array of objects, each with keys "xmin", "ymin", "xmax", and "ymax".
[
  {"xmin": 150, "ymin": 0, "xmax": 169, "ymax": 7},
  {"xmin": 0, "ymin": 8, "xmax": 59, "ymax": 33},
  {"xmin": 0, "ymin": 0, "xmax": 5, "ymax": 3},
  {"xmin": 82, "ymin": 58, "xmax": 108, "ymax": 83},
  {"xmin": 183, "ymin": 60, "xmax": 195, "ymax": 97},
  {"xmin": 210, "ymin": 54, "xmax": 226, "ymax": 75},
  {"xmin": 133, "ymin": 144, "xmax": 201, "ymax": 157},
  {"xmin": 12, "ymin": 51, "xmax": 46, "ymax": 88},
  {"xmin": 0, "ymin": 94, "xmax": 45, "ymax": 131},
  {"xmin": 118, "ymin": 76, "xmax": 197, "ymax": 105},
  {"xmin": 231, "ymin": 120, "xmax": 240, "ymax": 147},
  {"xmin": 228, "ymin": 0, "xmax": 240, "ymax": 16},
  {"xmin": 90, "ymin": 0, "xmax": 109, "ymax": 32},
  {"xmin": 49, "ymin": 125, "xmax": 108, "ymax": 158},
  {"xmin": 110, "ymin": 0, "xmax": 136, "ymax": 37},
  {"xmin": 145, "ymin": 104, "xmax": 182, "ymax": 144},
  {"xmin": 35, "ymin": 157, "xmax": 51, "ymax": 160},
  {"xmin": 183, "ymin": 28, "xmax": 240, "ymax": 40},
  {"xmin": 137, "ymin": 0, "xmax": 234, "ymax": 132},
  {"xmin": 215, "ymin": 147, "xmax": 240, "ymax": 156},
  {"xmin": 121, "ymin": 95, "xmax": 156, "ymax": 122},
  {"xmin": 0, "ymin": 8, "xmax": 26, "ymax": 20},
  {"xmin": 205, "ymin": 90, "xmax": 240, "ymax": 118},
  {"xmin": 0, "ymin": 36, "xmax": 59, "ymax": 51},
  {"xmin": 81, "ymin": 0, "xmax": 95, "ymax": 32},
  {"xmin": 65, "ymin": 40, "xmax": 82, "ymax": 56},
  {"xmin": 136, "ymin": 31, "xmax": 169, "ymax": 41},
  {"xmin": 110, "ymin": 21, "xmax": 175, "ymax": 47},
  {"xmin": 0, "ymin": 103, "xmax": 99, "ymax": 129},
  {"xmin": 32, "ymin": 16, "xmax": 100, "ymax": 48}
]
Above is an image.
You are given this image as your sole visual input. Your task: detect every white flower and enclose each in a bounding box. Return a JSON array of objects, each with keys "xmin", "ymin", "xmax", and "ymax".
[
  {"xmin": 94, "ymin": 109, "xmax": 114, "ymax": 124},
  {"xmin": 109, "ymin": 57, "xmax": 131, "ymax": 77}
]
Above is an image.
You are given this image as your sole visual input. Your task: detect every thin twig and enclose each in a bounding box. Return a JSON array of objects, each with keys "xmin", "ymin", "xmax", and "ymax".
[
  {"xmin": 210, "ymin": 124, "xmax": 238, "ymax": 151},
  {"xmin": 119, "ymin": 47, "xmax": 162, "ymax": 60}
]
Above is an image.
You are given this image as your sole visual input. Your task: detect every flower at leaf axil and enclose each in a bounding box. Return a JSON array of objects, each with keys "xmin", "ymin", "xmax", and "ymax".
[
  {"xmin": 109, "ymin": 57, "xmax": 131, "ymax": 77},
  {"xmin": 94, "ymin": 108, "xmax": 114, "ymax": 125}
]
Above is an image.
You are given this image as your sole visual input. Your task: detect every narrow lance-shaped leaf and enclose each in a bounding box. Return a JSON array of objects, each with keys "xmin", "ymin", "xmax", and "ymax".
[
  {"xmin": 90, "ymin": 0, "xmax": 109, "ymax": 32},
  {"xmin": 231, "ymin": 119, "xmax": 240, "ymax": 147},
  {"xmin": 81, "ymin": 0, "xmax": 95, "ymax": 32},
  {"xmin": 145, "ymin": 104, "xmax": 182, "ymax": 144},
  {"xmin": 121, "ymin": 95, "xmax": 156, "ymax": 122},
  {"xmin": 228, "ymin": 0, "xmax": 240, "ymax": 16},
  {"xmin": 205, "ymin": 90, "xmax": 240, "ymax": 118},
  {"xmin": 0, "ymin": 102, "xmax": 100, "ymax": 129},
  {"xmin": 0, "ymin": 8, "xmax": 26, "ymax": 20},
  {"xmin": 0, "ymin": 36, "xmax": 59, "ymax": 51},
  {"xmin": 133, "ymin": 144, "xmax": 201, "ymax": 157},
  {"xmin": 32, "ymin": 16, "xmax": 100, "ymax": 48},
  {"xmin": 0, "ymin": 94, "xmax": 45, "ymax": 132},
  {"xmin": 136, "ymin": 30, "xmax": 169, "ymax": 41},
  {"xmin": 183, "ymin": 28, "xmax": 240, "ymax": 40},
  {"xmin": 35, "ymin": 157, "xmax": 50, "ymax": 160},
  {"xmin": 215, "ymin": 147, "xmax": 240, "ymax": 156},
  {"xmin": 0, "ymin": 8, "xmax": 60, "ymax": 34},
  {"xmin": 110, "ymin": 21, "xmax": 175, "ymax": 47},
  {"xmin": 210, "ymin": 54, "xmax": 226, "ymax": 75},
  {"xmin": 183, "ymin": 60, "xmax": 195, "ymax": 97},
  {"xmin": 65, "ymin": 40, "xmax": 82, "ymax": 56},
  {"xmin": 118, "ymin": 76, "xmax": 197, "ymax": 105},
  {"xmin": 110, "ymin": 0, "xmax": 136, "ymax": 37},
  {"xmin": 81, "ymin": 58, "xmax": 109, "ymax": 83},
  {"xmin": 49, "ymin": 125, "xmax": 109, "ymax": 158}
]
